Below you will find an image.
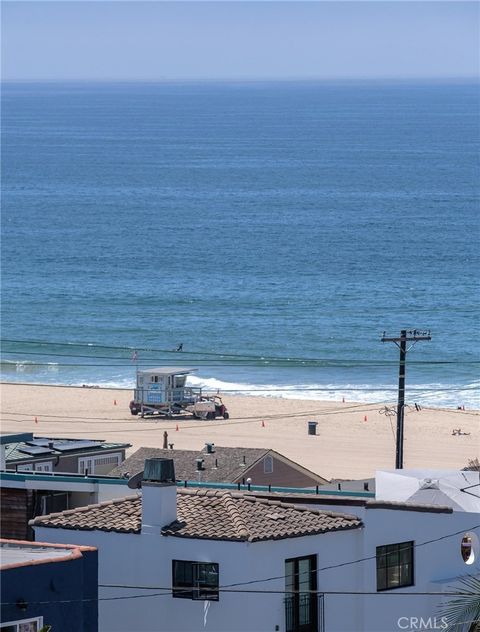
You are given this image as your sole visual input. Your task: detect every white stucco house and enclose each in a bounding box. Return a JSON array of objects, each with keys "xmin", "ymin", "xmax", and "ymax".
[{"xmin": 30, "ymin": 459, "xmax": 480, "ymax": 632}]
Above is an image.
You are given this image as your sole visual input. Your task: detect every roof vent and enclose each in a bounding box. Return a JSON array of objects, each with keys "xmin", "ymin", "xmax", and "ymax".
[
  {"xmin": 419, "ymin": 478, "xmax": 440, "ymax": 490},
  {"xmin": 205, "ymin": 443, "xmax": 215, "ymax": 454},
  {"xmin": 196, "ymin": 458, "xmax": 205, "ymax": 471},
  {"xmin": 143, "ymin": 458, "xmax": 175, "ymax": 483}
]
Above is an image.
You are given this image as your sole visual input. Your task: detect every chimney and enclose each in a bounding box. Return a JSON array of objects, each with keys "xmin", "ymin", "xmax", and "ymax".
[
  {"xmin": 196, "ymin": 458, "xmax": 204, "ymax": 471},
  {"xmin": 205, "ymin": 443, "xmax": 215, "ymax": 454},
  {"xmin": 141, "ymin": 458, "xmax": 177, "ymax": 535}
]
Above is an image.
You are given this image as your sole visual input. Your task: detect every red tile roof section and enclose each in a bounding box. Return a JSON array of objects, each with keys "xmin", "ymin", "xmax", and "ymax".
[{"xmin": 30, "ymin": 488, "xmax": 362, "ymax": 542}]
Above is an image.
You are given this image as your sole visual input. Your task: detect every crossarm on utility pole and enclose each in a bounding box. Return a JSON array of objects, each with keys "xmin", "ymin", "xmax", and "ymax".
[{"xmin": 381, "ymin": 329, "xmax": 431, "ymax": 469}]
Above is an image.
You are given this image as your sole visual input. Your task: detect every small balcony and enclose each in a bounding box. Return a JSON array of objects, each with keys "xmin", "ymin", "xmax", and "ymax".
[{"xmin": 284, "ymin": 593, "xmax": 324, "ymax": 632}]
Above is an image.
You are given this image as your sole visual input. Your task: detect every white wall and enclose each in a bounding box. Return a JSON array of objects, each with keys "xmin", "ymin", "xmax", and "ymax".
[
  {"xmin": 33, "ymin": 525, "xmax": 363, "ymax": 632},
  {"xmin": 34, "ymin": 507, "xmax": 480, "ymax": 632},
  {"xmin": 356, "ymin": 508, "xmax": 480, "ymax": 632}
]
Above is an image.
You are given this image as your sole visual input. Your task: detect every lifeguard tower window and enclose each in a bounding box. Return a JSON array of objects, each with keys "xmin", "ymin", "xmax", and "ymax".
[
  {"xmin": 152, "ymin": 376, "xmax": 159, "ymax": 383},
  {"xmin": 175, "ymin": 376, "xmax": 187, "ymax": 388}
]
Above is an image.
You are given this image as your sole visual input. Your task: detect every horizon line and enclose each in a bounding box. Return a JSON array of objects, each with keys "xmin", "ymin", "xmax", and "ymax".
[{"xmin": 2, "ymin": 76, "xmax": 479, "ymax": 84}]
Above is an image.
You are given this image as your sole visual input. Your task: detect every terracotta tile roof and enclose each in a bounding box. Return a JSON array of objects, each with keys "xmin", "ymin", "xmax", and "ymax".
[
  {"xmin": 30, "ymin": 489, "xmax": 362, "ymax": 542},
  {"xmin": 164, "ymin": 489, "xmax": 362, "ymax": 541}
]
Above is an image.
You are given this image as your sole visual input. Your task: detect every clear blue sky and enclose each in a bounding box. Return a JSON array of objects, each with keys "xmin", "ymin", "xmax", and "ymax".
[{"xmin": 2, "ymin": 1, "xmax": 479, "ymax": 80}]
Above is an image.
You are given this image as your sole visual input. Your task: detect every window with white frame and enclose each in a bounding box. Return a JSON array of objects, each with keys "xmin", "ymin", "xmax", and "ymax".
[
  {"xmin": 263, "ymin": 455, "xmax": 273, "ymax": 474},
  {"xmin": 35, "ymin": 461, "xmax": 53, "ymax": 472},
  {"xmin": 78, "ymin": 453, "xmax": 121, "ymax": 475},
  {"xmin": 0, "ymin": 616, "xmax": 44, "ymax": 631}
]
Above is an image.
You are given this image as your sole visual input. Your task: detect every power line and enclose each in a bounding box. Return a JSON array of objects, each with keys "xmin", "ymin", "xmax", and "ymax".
[
  {"xmin": 1, "ymin": 589, "xmax": 474, "ymax": 607},
  {"xmin": 2, "ymin": 337, "xmax": 478, "ymax": 365},
  {"xmin": 2, "ymin": 406, "xmax": 477, "ymax": 436},
  {"xmin": 2, "ymin": 402, "xmax": 458, "ymax": 429},
  {"xmin": 1, "ymin": 398, "xmax": 433, "ymax": 424},
  {"xmin": 1, "ymin": 377, "xmax": 476, "ymax": 393},
  {"xmin": 99, "ymin": 524, "xmax": 480, "ymax": 593},
  {"xmin": 222, "ymin": 524, "xmax": 480, "ymax": 589},
  {"xmin": 3, "ymin": 349, "xmax": 479, "ymax": 366}
]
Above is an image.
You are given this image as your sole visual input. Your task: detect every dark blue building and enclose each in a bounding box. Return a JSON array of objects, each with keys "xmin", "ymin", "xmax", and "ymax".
[{"xmin": 1, "ymin": 539, "xmax": 98, "ymax": 632}]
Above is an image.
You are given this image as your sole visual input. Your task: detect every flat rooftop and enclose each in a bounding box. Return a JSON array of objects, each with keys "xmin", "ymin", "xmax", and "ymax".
[
  {"xmin": 1, "ymin": 432, "xmax": 34, "ymax": 446},
  {"xmin": 0, "ymin": 539, "xmax": 96, "ymax": 569}
]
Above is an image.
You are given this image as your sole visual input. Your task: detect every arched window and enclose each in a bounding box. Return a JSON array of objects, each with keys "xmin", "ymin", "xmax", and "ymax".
[{"xmin": 263, "ymin": 455, "xmax": 273, "ymax": 474}]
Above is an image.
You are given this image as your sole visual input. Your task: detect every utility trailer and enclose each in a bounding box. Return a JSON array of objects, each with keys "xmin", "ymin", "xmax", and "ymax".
[{"xmin": 129, "ymin": 367, "xmax": 229, "ymax": 420}]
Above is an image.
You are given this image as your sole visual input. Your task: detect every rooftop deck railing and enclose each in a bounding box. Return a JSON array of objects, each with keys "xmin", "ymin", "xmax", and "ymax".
[{"xmin": 0, "ymin": 469, "xmax": 375, "ymax": 497}]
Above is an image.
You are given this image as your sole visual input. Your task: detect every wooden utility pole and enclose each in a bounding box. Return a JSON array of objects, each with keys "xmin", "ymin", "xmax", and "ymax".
[{"xmin": 381, "ymin": 329, "xmax": 432, "ymax": 469}]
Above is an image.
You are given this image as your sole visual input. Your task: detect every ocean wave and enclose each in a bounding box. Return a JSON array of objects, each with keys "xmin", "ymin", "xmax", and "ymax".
[
  {"xmin": 1, "ymin": 359, "xmax": 59, "ymax": 373},
  {"xmin": 187, "ymin": 375, "xmax": 480, "ymax": 409},
  {"xmin": 1, "ymin": 363, "xmax": 477, "ymax": 409}
]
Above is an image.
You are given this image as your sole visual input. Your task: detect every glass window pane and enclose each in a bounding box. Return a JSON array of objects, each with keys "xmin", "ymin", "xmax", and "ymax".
[
  {"xmin": 173, "ymin": 561, "xmax": 193, "ymax": 598},
  {"xmin": 400, "ymin": 563, "xmax": 412, "ymax": 586},
  {"xmin": 19, "ymin": 624, "xmax": 38, "ymax": 632},
  {"xmin": 377, "ymin": 566, "xmax": 387, "ymax": 591},
  {"xmin": 377, "ymin": 551, "xmax": 387, "ymax": 569},
  {"xmin": 387, "ymin": 550, "xmax": 400, "ymax": 567},
  {"xmin": 198, "ymin": 563, "xmax": 218, "ymax": 587},
  {"xmin": 399, "ymin": 543, "xmax": 413, "ymax": 565},
  {"xmin": 285, "ymin": 560, "xmax": 295, "ymax": 593},
  {"xmin": 387, "ymin": 565, "xmax": 401, "ymax": 588},
  {"xmin": 377, "ymin": 542, "xmax": 414, "ymax": 590},
  {"xmin": 298, "ymin": 558, "xmax": 311, "ymax": 592},
  {"xmin": 195, "ymin": 563, "xmax": 219, "ymax": 600}
]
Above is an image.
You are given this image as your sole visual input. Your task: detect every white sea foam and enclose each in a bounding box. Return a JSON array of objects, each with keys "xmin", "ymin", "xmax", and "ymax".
[
  {"xmin": 2, "ymin": 362, "xmax": 478, "ymax": 408},
  {"xmin": 1, "ymin": 359, "xmax": 59, "ymax": 373},
  {"xmin": 187, "ymin": 375, "xmax": 480, "ymax": 409}
]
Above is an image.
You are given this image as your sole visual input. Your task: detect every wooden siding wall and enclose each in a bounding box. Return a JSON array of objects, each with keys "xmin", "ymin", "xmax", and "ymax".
[
  {"xmin": 0, "ymin": 487, "xmax": 33, "ymax": 540},
  {"xmin": 243, "ymin": 456, "xmax": 321, "ymax": 488}
]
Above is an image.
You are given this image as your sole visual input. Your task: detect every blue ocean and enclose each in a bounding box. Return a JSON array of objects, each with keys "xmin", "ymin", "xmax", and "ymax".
[{"xmin": 1, "ymin": 81, "xmax": 479, "ymax": 407}]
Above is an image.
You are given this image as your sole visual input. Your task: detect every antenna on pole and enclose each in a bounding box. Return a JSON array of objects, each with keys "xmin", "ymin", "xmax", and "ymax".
[{"xmin": 381, "ymin": 329, "xmax": 431, "ymax": 469}]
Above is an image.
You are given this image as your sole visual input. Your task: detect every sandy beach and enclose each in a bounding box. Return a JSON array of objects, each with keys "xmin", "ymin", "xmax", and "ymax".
[{"xmin": 1, "ymin": 382, "xmax": 478, "ymax": 480}]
